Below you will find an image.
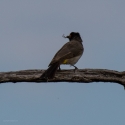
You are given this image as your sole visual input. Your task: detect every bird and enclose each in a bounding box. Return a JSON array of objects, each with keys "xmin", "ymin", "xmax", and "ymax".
[{"xmin": 40, "ymin": 32, "xmax": 84, "ymax": 79}]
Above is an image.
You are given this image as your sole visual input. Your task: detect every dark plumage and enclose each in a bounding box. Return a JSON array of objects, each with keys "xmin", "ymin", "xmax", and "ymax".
[{"xmin": 40, "ymin": 32, "xmax": 84, "ymax": 79}]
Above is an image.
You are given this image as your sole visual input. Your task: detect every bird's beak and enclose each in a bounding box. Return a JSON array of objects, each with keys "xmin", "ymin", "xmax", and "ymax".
[
  {"xmin": 66, "ymin": 35, "xmax": 70, "ymax": 38},
  {"xmin": 62, "ymin": 34, "xmax": 70, "ymax": 39},
  {"xmin": 66, "ymin": 34, "xmax": 71, "ymax": 38}
]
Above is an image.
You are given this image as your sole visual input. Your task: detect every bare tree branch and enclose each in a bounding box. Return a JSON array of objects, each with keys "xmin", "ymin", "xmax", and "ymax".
[{"xmin": 0, "ymin": 69, "xmax": 125, "ymax": 87}]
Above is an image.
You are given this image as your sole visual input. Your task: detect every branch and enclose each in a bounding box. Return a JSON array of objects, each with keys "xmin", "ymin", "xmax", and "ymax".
[{"xmin": 0, "ymin": 68, "xmax": 125, "ymax": 87}]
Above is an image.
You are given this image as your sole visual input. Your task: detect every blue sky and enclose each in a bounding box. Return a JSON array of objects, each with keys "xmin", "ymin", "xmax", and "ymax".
[{"xmin": 0, "ymin": 0, "xmax": 125, "ymax": 125}]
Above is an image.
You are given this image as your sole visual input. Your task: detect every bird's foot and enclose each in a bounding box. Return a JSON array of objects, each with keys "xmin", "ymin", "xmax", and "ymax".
[
  {"xmin": 71, "ymin": 65, "xmax": 78, "ymax": 73},
  {"xmin": 58, "ymin": 66, "xmax": 61, "ymax": 71}
]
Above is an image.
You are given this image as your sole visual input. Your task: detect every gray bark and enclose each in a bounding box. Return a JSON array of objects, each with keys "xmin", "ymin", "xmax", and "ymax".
[{"xmin": 0, "ymin": 69, "xmax": 125, "ymax": 88}]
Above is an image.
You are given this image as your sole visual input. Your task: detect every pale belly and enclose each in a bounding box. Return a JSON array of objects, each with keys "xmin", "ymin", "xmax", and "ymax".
[{"xmin": 62, "ymin": 55, "xmax": 82, "ymax": 65}]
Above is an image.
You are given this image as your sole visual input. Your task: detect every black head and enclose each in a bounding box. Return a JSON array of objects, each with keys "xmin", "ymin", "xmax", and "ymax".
[{"xmin": 63, "ymin": 32, "xmax": 82, "ymax": 42}]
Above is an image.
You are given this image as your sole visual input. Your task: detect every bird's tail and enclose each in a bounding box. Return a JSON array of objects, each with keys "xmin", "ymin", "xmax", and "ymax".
[{"xmin": 40, "ymin": 62, "xmax": 60, "ymax": 79}]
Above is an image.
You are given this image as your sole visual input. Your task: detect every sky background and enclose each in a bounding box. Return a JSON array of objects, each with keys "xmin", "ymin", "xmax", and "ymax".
[{"xmin": 0, "ymin": 0, "xmax": 125, "ymax": 125}]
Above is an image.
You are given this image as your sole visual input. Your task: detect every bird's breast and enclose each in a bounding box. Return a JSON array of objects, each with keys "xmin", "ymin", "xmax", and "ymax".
[{"xmin": 62, "ymin": 55, "xmax": 82, "ymax": 65}]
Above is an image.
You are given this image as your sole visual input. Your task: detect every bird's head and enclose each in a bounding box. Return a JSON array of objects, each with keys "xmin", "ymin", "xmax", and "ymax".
[{"xmin": 63, "ymin": 32, "xmax": 82, "ymax": 42}]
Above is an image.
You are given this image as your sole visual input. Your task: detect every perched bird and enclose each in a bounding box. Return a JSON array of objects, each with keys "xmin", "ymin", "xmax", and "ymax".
[{"xmin": 40, "ymin": 32, "xmax": 84, "ymax": 79}]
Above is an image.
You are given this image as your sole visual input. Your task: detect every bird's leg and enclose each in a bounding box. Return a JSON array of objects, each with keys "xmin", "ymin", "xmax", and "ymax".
[
  {"xmin": 58, "ymin": 66, "xmax": 61, "ymax": 71},
  {"xmin": 71, "ymin": 65, "xmax": 78, "ymax": 73}
]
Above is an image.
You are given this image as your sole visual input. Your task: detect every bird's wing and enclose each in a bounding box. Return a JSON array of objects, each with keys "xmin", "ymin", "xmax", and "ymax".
[
  {"xmin": 48, "ymin": 42, "xmax": 73, "ymax": 66},
  {"xmin": 48, "ymin": 40, "xmax": 83, "ymax": 66}
]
